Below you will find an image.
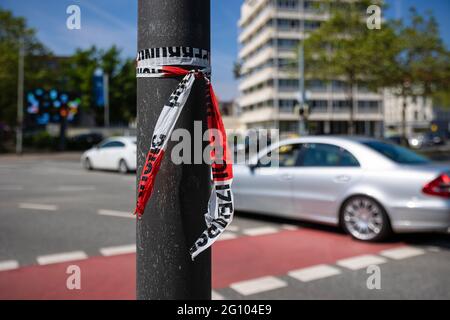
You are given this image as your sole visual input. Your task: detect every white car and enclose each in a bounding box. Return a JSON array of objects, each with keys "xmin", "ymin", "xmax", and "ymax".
[{"xmin": 81, "ymin": 136, "xmax": 137, "ymax": 173}]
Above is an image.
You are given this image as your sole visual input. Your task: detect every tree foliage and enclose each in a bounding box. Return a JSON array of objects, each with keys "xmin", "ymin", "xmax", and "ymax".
[
  {"xmin": 301, "ymin": 1, "xmax": 450, "ymax": 135},
  {"xmin": 303, "ymin": 0, "xmax": 394, "ymax": 134},
  {"xmin": 0, "ymin": 8, "xmax": 137, "ymax": 131},
  {"xmin": 0, "ymin": 7, "xmax": 53, "ymax": 127},
  {"xmin": 61, "ymin": 45, "xmax": 136, "ymax": 125},
  {"xmin": 390, "ymin": 9, "xmax": 449, "ymax": 107}
]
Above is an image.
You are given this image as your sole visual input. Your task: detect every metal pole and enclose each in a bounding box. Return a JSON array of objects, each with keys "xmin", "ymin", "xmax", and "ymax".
[
  {"xmin": 137, "ymin": 0, "xmax": 211, "ymax": 300},
  {"xmin": 16, "ymin": 40, "xmax": 24, "ymax": 155},
  {"xmin": 273, "ymin": 0, "xmax": 279, "ymax": 131},
  {"xmin": 298, "ymin": 0, "xmax": 306, "ymax": 136},
  {"xmin": 103, "ymin": 73, "xmax": 110, "ymax": 127}
]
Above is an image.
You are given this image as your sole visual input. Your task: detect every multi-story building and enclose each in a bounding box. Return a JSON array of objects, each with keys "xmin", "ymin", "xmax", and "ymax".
[
  {"xmin": 383, "ymin": 89, "xmax": 434, "ymax": 136},
  {"xmin": 237, "ymin": 0, "xmax": 384, "ymax": 136}
]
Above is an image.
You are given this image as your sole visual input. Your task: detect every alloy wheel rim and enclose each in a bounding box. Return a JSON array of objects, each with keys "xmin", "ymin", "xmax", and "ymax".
[{"xmin": 343, "ymin": 198, "xmax": 383, "ymax": 240}]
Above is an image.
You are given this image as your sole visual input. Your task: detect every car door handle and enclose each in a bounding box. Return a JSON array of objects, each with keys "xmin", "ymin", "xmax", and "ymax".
[
  {"xmin": 334, "ymin": 175, "xmax": 351, "ymax": 183},
  {"xmin": 281, "ymin": 174, "xmax": 293, "ymax": 181}
]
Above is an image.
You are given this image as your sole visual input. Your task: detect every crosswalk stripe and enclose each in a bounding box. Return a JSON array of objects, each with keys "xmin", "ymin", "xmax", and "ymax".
[
  {"xmin": 288, "ymin": 264, "xmax": 341, "ymax": 282},
  {"xmin": 37, "ymin": 251, "xmax": 88, "ymax": 265},
  {"xmin": 217, "ymin": 232, "xmax": 237, "ymax": 241},
  {"xmin": 336, "ymin": 254, "xmax": 386, "ymax": 270},
  {"xmin": 98, "ymin": 209, "xmax": 133, "ymax": 219},
  {"xmin": 211, "ymin": 290, "xmax": 225, "ymax": 300},
  {"xmin": 230, "ymin": 276, "xmax": 287, "ymax": 296},
  {"xmin": 0, "ymin": 260, "xmax": 19, "ymax": 272},
  {"xmin": 243, "ymin": 226, "xmax": 279, "ymax": 237},
  {"xmin": 19, "ymin": 203, "xmax": 58, "ymax": 211},
  {"xmin": 379, "ymin": 246, "xmax": 425, "ymax": 260},
  {"xmin": 100, "ymin": 245, "xmax": 136, "ymax": 256}
]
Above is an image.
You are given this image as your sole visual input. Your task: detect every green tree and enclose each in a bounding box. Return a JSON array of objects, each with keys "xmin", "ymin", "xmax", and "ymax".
[
  {"xmin": 301, "ymin": 0, "xmax": 396, "ymax": 135},
  {"xmin": 373, "ymin": 8, "xmax": 450, "ymax": 138},
  {"xmin": 110, "ymin": 58, "xmax": 136, "ymax": 124},
  {"xmin": 233, "ymin": 61, "xmax": 242, "ymax": 79},
  {"xmin": 62, "ymin": 45, "xmax": 136, "ymax": 125},
  {"xmin": 0, "ymin": 8, "xmax": 53, "ymax": 128}
]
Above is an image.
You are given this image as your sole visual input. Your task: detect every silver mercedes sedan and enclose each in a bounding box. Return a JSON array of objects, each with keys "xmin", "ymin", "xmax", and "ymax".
[{"xmin": 233, "ymin": 136, "xmax": 450, "ymax": 241}]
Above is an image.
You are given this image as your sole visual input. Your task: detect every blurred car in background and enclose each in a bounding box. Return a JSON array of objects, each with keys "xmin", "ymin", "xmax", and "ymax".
[
  {"xmin": 385, "ymin": 135, "xmax": 410, "ymax": 147},
  {"xmin": 233, "ymin": 136, "xmax": 450, "ymax": 241},
  {"xmin": 81, "ymin": 136, "xmax": 136, "ymax": 173},
  {"xmin": 409, "ymin": 132, "xmax": 447, "ymax": 149},
  {"xmin": 68, "ymin": 132, "xmax": 104, "ymax": 151}
]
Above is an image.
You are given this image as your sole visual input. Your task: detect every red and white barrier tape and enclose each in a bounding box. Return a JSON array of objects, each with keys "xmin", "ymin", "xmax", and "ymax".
[{"xmin": 135, "ymin": 47, "xmax": 233, "ymax": 260}]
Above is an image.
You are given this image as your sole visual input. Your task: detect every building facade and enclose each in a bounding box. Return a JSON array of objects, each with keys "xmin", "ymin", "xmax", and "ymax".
[
  {"xmin": 237, "ymin": 0, "xmax": 384, "ymax": 136},
  {"xmin": 383, "ymin": 89, "xmax": 434, "ymax": 136}
]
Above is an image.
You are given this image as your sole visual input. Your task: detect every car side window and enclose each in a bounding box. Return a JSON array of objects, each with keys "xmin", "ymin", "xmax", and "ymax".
[
  {"xmin": 100, "ymin": 141, "xmax": 125, "ymax": 149},
  {"xmin": 340, "ymin": 149, "xmax": 360, "ymax": 167},
  {"xmin": 300, "ymin": 143, "xmax": 360, "ymax": 167},
  {"xmin": 258, "ymin": 144, "xmax": 302, "ymax": 168}
]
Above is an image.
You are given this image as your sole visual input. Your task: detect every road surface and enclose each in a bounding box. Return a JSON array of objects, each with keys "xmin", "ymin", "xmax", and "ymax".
[{"xmin": 0, "ymin": 154, "xmax": 449, "ymax": 299}]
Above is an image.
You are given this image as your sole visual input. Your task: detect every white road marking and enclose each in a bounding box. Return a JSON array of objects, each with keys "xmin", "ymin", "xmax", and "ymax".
[
  {"xmin": 243, "ymin": 226, "xmax": 279, "ymax": 237},
  {"xmin": 230, "ymin": 276, "xmax": 287, "ymax": 296},
  {"xmin": 282, "ymin": 224, "xmax": 299, "ymax": 231},
  {"xmin": 217, "ymin": 232, "xmax": 237, "ymax": 241},
  {"xmin": 336, "ymin": 254, "xmax": 387, "ymax": 270},
  {"xmin": 19, "ymin": 203, "xmax": 58, "ymax": 211},
  {"xmin": 426, "ymin": 246, "xmax": 441, "ymax": 253},
  {"xmin": 211, "ymin": 290, "xmax": 225, "ymax": 300},
  {"xmin": 0, "ymin": 260, "xmax": 19, "ymax": 272},
  {"xmin": 100, "ymin": 244, "xmax": 136, "ymax": 256},
  {"xmin": 57, "ymin": 185, "xmax": 96, "ymax": 192},
  {"xmin": 379, "ymin": 246, "xmax": 425, "ymax": 260},
  {"xmin": 0, "ymin": 186, "xmax": 24, "ymax": 191},
  {"xmin": 226, "ymin": 225, "xmax": 239, "ymax": 232},
  {"xmin": 34, "ymin": 169, "xmax": 81, "ymax": 176},
  {"xmin": 0, "ymin": 165, "xmax": 19, "ymax": 169},
  {"xmin": 98, "ymin": 209, "xmax": 133, "ymax": 219},
  {"xmin": 288, "ymin": 264, "xmax": 341, "ymax": 282},
  {"xmin": 37, "ymin": 251, "xmax": 88, "ymax": 265}
]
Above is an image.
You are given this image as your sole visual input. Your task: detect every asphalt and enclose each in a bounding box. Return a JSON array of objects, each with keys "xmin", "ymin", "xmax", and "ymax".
[{"xmin": 0, "ymin": 154, "xmax": 449, "ymax": 300}]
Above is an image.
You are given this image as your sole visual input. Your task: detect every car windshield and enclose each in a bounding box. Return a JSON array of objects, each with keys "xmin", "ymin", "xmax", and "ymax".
[{"xmin": 362, "ymin": 141, "xmax": 430, "ymax": 165}]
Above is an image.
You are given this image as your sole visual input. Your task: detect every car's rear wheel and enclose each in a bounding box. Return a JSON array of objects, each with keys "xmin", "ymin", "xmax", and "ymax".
[
  {"xmin": 118, "ymin": 159, "xmax": 129, "ymax": 174},
  {"xmin": 83, "ymin": 158, "xmax": 93, "ymax": 171},
  {"xmin": 340, "ymin": 196, "xmax": 391, "ymax": 241}
]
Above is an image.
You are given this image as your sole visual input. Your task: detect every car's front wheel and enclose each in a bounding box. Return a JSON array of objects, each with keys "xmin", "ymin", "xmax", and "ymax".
[
  {"xmin": 118, "ymin": 159, "xmax": 129, "ymax": 174},
  {"xmin": 341, "ymin": 196, "xmax": 391, "ymax": 241},
  {"xmin": 83, "ymin": 158, "xmax": 93, "ymax": 171}
]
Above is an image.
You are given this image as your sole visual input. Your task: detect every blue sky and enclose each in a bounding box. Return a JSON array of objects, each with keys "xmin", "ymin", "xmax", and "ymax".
[{"xmin": 2, "ymin": 0, "xmax": 449, "ymax": 100}]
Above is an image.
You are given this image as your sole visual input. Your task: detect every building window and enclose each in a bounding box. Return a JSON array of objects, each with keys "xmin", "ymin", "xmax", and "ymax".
[
  {"xmin": 310, "ymin": 100, "xmax": 328, "ymax": 113},
  {"xmin": 332, "ymin": 100, "xmax": 351, "ymax": 111},
  {"xmin": 331, "ymin": 80, "xmax": 350, "ymax": 92},
  {"xmin": 276, "ymin": 19, "xmax": 299, "ymax": 30},
  {"xmin": 304, "ymin": 20, "xmax": 322, "ymax": 30},
  {"xmin": 277, "ymin": 38, "xmax": 298, "ymax": 49},
  {"xmin": 306, "ymin": 79, "xmax": 327, "ymax": 92},
  {"xmin": 279, "ymin": 79, "xmax": 299, "ymax": 88},
  {"xmin": 279, "ymin": 99, "xmax": 297, "ymax": 113},
  {"xmin": 277, "ymin": 0, "xmax": 298, "ymax": 10},
  {"xmin": 358, "ymin": 101, "xmax": 379, "ymax": 111}
]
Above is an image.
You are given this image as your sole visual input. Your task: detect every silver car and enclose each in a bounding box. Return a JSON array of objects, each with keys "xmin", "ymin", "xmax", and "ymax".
[{"xmin": 233, "ymin": 136, "xmax": 450, "ymax": 241}]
